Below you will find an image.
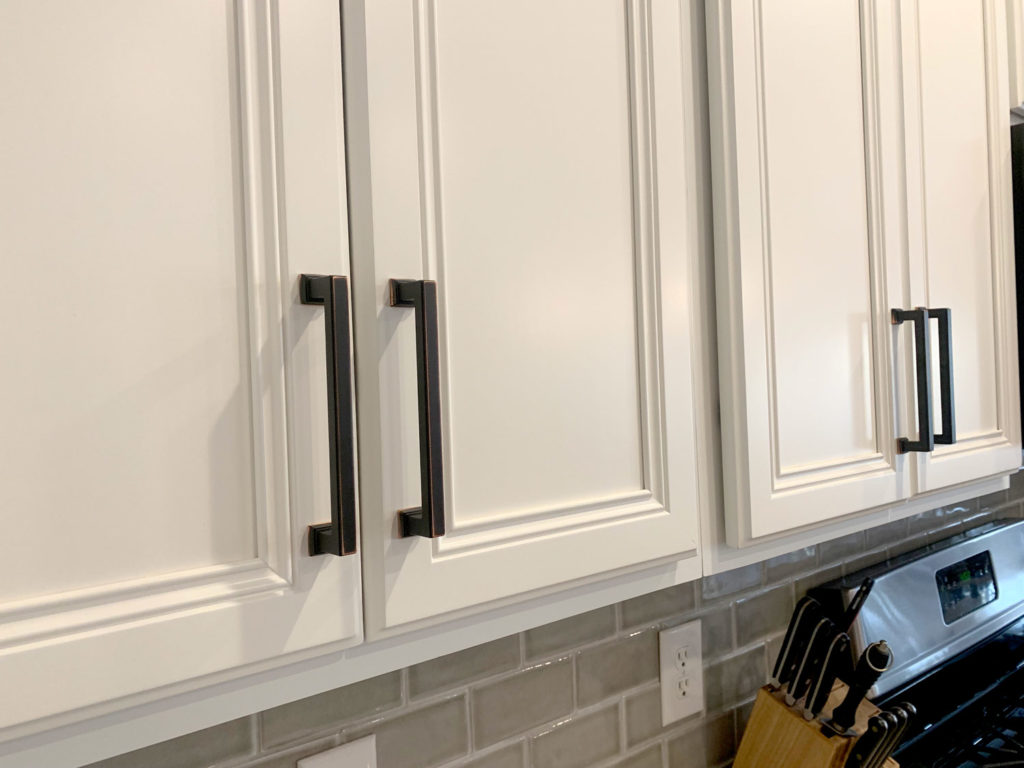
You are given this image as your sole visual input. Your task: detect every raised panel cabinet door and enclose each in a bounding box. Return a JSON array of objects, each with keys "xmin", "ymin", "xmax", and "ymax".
[
  {"xmin": 0, "ymin": 0, "xmax": 361, "ymax": 738},
  {"xmin": 901, "ymin": 0, "xmax": 1022, "ymax": 493},
  {"xmin": 707, "ymin": 0, "xmax": 910, "ymax": 545},
  {"xmin": 346, "ymin": 0, "xmax": 703, "ymax": 634}
]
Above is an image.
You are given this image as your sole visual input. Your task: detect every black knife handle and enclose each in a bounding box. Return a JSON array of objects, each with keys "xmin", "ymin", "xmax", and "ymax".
[
  {"xmin": 875, "ymin": 707, "xmax": 909, "ymax": 768},
  {"xmin": 888, "ymin": 702, "xmax": 917, "ymax": 757},
  {"xmin": 771, "ymin": 596, "xmax": 819, "ymax": 686},
  {"xmin": 807, "ymin": 633, "xmax": 851, "ymax": 719},
  {"xmin": 871, "ymin": 712, "xmax": 899, "ymax": 768},
  {"xmin": 844, "ymin": 716, "xmax": 888, "ymax": 768},
  {"xmin": 832, "ymin": 641, "xmax": 892, "ymax": 733},
  {"xmin": 841, "ymin": 577, "xmax": 875, "ymax": 633},
  {"xmin": 787, "ymin": 617, "xmax": 834, "ymax": 706}
]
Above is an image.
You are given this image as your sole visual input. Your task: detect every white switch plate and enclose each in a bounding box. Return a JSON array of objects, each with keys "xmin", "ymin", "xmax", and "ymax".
[
  {"xmin": 659, "ymin": 620, "xmax": 704, "ymax": 726},
  {"xmin": 297, "ymin": 736, "xmax": 377, "ymax": 768}
]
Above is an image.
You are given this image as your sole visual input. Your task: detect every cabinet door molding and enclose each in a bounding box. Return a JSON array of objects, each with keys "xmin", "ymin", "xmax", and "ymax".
[
  {"xmin": 0, "ymin": 0, "xmax": 361, "ymax": 737},
  {"xmin": 347, "ymin": 0, "xmax": 703, "ymax": 634},
  {"xmin": 900, "ymin": 0, "xmax": 1022, "ymax": 493},
  {"xmin": 708, "ymin": 0, "xmax": 910, "ymax": 544}
]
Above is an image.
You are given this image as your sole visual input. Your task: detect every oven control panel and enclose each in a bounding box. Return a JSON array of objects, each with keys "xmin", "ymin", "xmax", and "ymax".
[
  {"xmin": 811, "ymin": 519, "xmax": 1024, "ymax": 696},
  {"xmin": 936, "ymin": 550, "xmax": 998, "ymax": 624}
]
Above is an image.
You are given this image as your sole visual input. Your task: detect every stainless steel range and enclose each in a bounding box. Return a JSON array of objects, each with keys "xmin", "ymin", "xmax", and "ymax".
[{"xmin": 811, "ymin": 518, "xmax": 1024, "ymax": 768}]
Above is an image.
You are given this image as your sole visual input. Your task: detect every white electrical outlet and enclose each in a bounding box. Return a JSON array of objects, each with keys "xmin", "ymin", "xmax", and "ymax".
[
  {"xmin": 659, "ymin": 620, "xmax": 704, "ymax": 726},
  {"xmin": 297, "ymin": 736, "xmax": 377, "ymax": 768}
]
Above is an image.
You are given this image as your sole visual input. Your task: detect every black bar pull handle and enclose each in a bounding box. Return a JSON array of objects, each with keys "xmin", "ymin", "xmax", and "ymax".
[
  {"xmin": 928, "ymin": 307, "xmax": 956, "ymax": 445},
  {"xmin": 389, "ymin": 279, "xmax": 446, "ymax": 538},
  {"xmin": 300, "ymin": 274, "xmax": 358, "ymax": 556},
  {"xmin": 892, "ymin": 307, "xmax": 934, "ymax": 454}
]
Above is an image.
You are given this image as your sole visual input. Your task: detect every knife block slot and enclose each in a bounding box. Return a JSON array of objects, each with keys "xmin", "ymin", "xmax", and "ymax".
[{"xmin": 733, "ymin": 684, "xmax": 898, "ymax": 768}]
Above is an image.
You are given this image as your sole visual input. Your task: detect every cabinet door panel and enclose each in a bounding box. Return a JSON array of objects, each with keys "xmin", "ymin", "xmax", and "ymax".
[
  {"xmin": 0, "ymin": 0, "xmax": 360, "ymax": 735},
  {"xmin": 348, "ymin": 0, "xmax": 702, "ymax": 632},
  {"xmin": 902, "ymin": 0, "xmax": 1021, "ymax": 491},
  {"xmin": 435, "ymin": 0, "xmax": 643, "ymax": 519},
  {"xmin": 708, "ymin": 0, "xmax": 908, "ymax": 543}
]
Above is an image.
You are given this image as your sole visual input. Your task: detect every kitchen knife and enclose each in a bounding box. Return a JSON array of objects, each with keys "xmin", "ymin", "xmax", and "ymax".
[
  {"xmin": 823, "ymin": 640, "xmax": 892, "ymax": 735},
  {"xmin": 786, "ymin": 616, "xmax": 835, "ymax": 707},
  {"xmin": 804, "ymin": 631, "xmax": 851, "ymax": 720},
  {"xmin": 869, "ymin": 707, "xmax": 909, "ymax": 768},
  {"xmin": 770, "ymin": 595, "xmax": 820, "ymax": 689},
  {"xmin": 866, "ymin": 711, "xmax": 899, "ymax": 768},
  {"xmin": 840, "ymin": 577, "xmax": 875, "ymax": 632},
  {"xmin": 843, "ymin": 714, "xmax": 889, "ymax": 768},
  {"xmin": 776, "ymin": 600, "xmax": 824, "ymax": 692},
  {"xmin": 876, "ymin": 703, "xmax": 915, "ymax": 766}
]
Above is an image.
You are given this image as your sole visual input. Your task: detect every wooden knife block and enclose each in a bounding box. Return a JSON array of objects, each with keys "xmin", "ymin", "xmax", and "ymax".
[{"xmin": 733, "ymin": 684, "xmax": 898, "ymax": 768}]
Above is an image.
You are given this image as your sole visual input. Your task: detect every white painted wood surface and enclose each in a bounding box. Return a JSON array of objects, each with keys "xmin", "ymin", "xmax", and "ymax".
[
  {"xmin": 707, "ymin": 0, "xmax": 910, "ymax": 544},
  {"xmin": 1007, "ymin": 0, "xmax": 1024, "ymax": 106},
  {"xmin": 900, "ymin": 0, "xmax": 1022, "ymax": 493},
  {"xmin": 346, "ymin": 0, "xmax": 703, "ymax": 635},
  {"xmin": 0, "ymin": 0, "xmax": 361, "ymax": 737},
  {"xmin": 0, "ymin": 554, "xmax": 696, "ymax": 768},
  {"xmin": 708, "ymin": 0, "xmax": 1021, "ymax": 545}
]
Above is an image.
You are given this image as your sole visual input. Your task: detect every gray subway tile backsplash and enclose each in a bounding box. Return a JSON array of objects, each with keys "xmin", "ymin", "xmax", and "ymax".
[
  {"xmin": 471, "ymin": 658, "xmax": 574, "ymax": 748},
  {"xmin": 698, "ymin": 604, "xmax": 734, "ymax": 659},
  {"xmin": 700, "ymin": 562, "xmax": 762, "ymax": 601},
  {"xmin": 734, "ymin": 583, "xmax": 794, "ymax": 647},
  {"xmin": 90, "ymin": 487, "xmax": 1024, "ymax": 768},
  {"xmin": 624, "ymin": 686, "xmax": 678, "ymax": 747},
  {"xmin": 409, "ymin": 636, "xmax": 521, "ymax": 700},
  {"xmin": 531, "ymin": 705, "xmax": 620, "ymax": 768},
  {"xmin": 576, "ymin": 630, "xmax": 660, "ymax": 707},
  {"xmin": 794, "ymin": 563, "xmax": 843, "ymax": 597},
  {"xmin": 611, "ymin": 745, "xmax": 663, "ymax": 768},
  {"xmin": 665, "ymin": 722, "xmax": 706, "ymax": 768},
  {"xmin": 667, "ymin": 711, "xmax": 734, "ymax": 768},
  {"xmin": 763, "ymin": 546, "xmax": 816, "ymax": 583},
  {"xmin": 703, "ymin": 645, "xmax": 767, "ymax": 713},
  {"xmin": 523, "ymin": 605, "xmax": 617, "ymax": 660},
  {"xmin": 818, "ymin": 530, "xmax": 866, "ymax": 564},
  {"xmin": 351, "ymin": 696, "xmax": 470, "ymax": 768},
  {"xmin": 864, "ymin": 518, "xmax": 909, "ymax": 550},
  {"xmin": 460, "ymin": 743, "xmax": 525, "ymax": 768},
  {"xmin": 620, "ymin": 583, "xmax": 697, "ymax": 629},
  {"xmin": 703, "ymin": 712, "xmax": 737, "ymax": 766},
  {"xmin": 259, "ymin": 671, "xmax": 402, "ymax": 749}
]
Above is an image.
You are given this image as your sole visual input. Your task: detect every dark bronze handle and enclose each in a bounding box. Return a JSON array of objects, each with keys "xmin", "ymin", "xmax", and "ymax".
[
  {"xmin": 893, "ymin": 307, "xmax": 934, "ymax": 454},
  {"xmin": 300, "ymin": 274, "xmax": 358, "ymax": 556},
  {"xmin": 389, "ymin": 279, "xmax": 446, "ymax": 538},
  {"xmin": 928, "ymin": 307, "xmax": 956, "ymax": 445}
]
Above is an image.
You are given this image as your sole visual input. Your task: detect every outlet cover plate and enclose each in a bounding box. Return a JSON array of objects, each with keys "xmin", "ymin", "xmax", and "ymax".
[
  {"xmin": 659, "ymin": 620, "xmax": 704, "ymax": 726},
  {"xmin": 297, "ymin": 736, "xmax": 377, "ymax": 768}
]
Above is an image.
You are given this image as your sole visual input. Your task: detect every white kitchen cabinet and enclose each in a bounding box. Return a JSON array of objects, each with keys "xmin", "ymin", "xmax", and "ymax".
[
  {"xmin": 707, "ymin": 0, "xmax": 910, "ymax": 544},
  {"xmin": 900, "ymin": 0, "xmax": 1022, "ymax": 494},
  {"xmin": 345, "ymin": 0, "xmax": 704, "ymax": 635},
  {"xmin": 0, "ymin": 0, "xmax": 362, "ymax": 738},
  {"xmin": 707, "ymin": 0, "xmax": 1020, "ymax": 547}
]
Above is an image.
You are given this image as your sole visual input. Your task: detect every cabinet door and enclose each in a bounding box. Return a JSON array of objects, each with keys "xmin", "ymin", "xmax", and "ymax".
[
  {"xmin": 346, "ymin": 0, "xmax": 702, "ymax": 633},
  {"xmin": 707, "ymin": 0, "xmax": 910, "ymax": 544},
  {"xmin": 901, "ymin": 0, "xmax": 1022, "ymax": 493},
  {"xmin": 0, "ymin": 0, "xmax": 361, "ymax": 736}
]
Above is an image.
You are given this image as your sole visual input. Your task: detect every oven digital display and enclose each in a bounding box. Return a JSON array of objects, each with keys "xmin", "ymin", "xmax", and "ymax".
[{"xmin": 936, "ymin": 550, "xmax": 998, "ymax": 624}]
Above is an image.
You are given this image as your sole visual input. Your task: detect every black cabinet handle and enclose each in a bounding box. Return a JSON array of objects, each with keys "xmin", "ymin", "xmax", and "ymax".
[
  {"xmin": 892, "ymin": 307, "xmax": 934, "ymax": 454},
  {"xmin": 300, "ymin": 274, "xmax": 358, "ymax": 556},
  {"xmin": 928, "ymin": 307, "xmax": 956, "ymax": 445},
  {"xmin": 389, "ymin": 279, "xmax": 446, "ymax": 538}
]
